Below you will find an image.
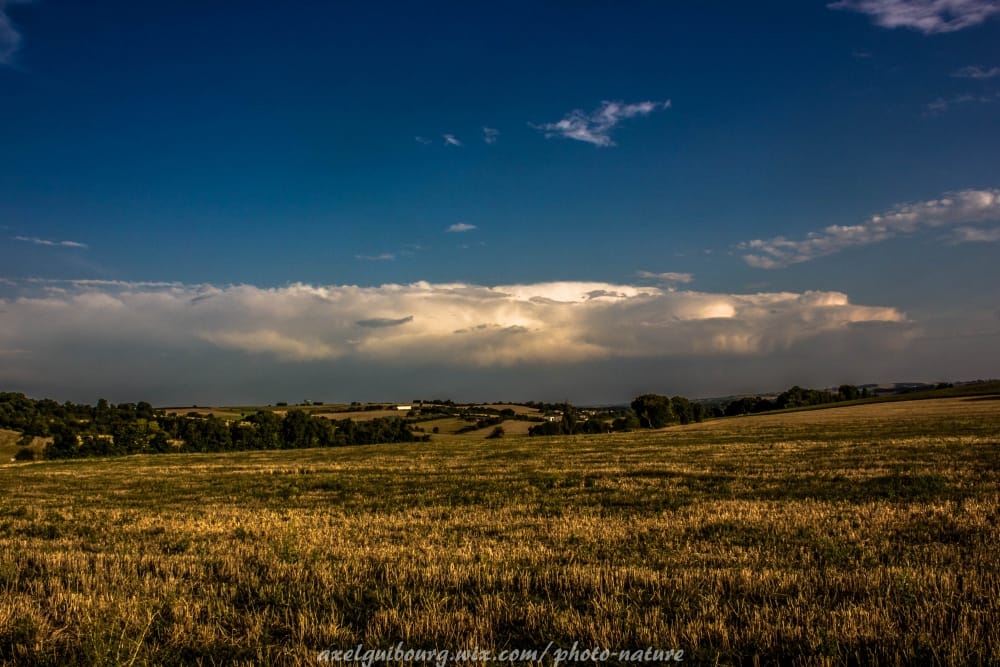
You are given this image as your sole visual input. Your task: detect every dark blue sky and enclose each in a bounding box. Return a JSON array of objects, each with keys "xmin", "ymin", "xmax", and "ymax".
[{"xmin": 2, "ymin": 1, "xmax": 999, "ymax": 403}]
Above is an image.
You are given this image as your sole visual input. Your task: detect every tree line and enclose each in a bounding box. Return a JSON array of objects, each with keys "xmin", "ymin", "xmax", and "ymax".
[
  {"xmin": 719, "ymin": 384, "xmax": 869, "ymax": 416},
  {"xmin": 0, "ymin": 392, "xmax": 426, "ymax": 460},
  {"xmin": 525, "ymin": 384, "xmax": 873, "ymax": 436}
]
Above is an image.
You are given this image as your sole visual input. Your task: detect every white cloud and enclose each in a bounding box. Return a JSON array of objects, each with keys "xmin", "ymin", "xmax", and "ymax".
[
  {"xmin": 0, "ymin": 280, "xmax": 908, "ymax": 373},
  {"xmin": 828, "ymin": 0, "xmax": 1000, "ymax": 34},
  {"xmin": 447, "ymin": 223, "xmax": 477, "ymax": 233},
  {"xmin": 483, "ymin": 127, "xmax": 499, "ymax": 144},
  {"xmin": 951, "ymin": 225, "xmax": 1000, "ymax": 242},
  {"xmin": 925, "ymin": 92, "xmax": 997, "ymax": 115},
  {"xmin": 637, "ymin": 271, "xmax": 694, "ymax": 284},
  {"xmin": 0, "ymin": 0, "xmax": 31, "ymax": 66},
  {"xmin": 355, "ymin": 253, "xmax": 396, "ymax": 261},
  {"xmin": 740, "ymin": 188, "xmax": 1000, "ymax": 268},
  {"xmin": 414, "ymin": 136, "xmax": 432, "ymax": 145},
  {"xmin": 13, "ymin": 235, "xmax": 89, "ymax": 249},
  {"xmin": 443, "ymin": 134, "xmax": 462, "ymax": 146},
  {"xmin": 953, "ymin": 65, "xmax": 1000, "ymax": 78},
  {"xmin": 532, "ymin": 99, "xmax": 671, "ymax": 147}
]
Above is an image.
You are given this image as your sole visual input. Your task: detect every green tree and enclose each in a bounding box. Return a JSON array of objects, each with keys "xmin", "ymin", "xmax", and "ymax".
[
  {"xmin": 630, "ymin": 394, "xmax": 674, "ymax": 428},
  {"xmin": 45, "ymin": 424, "xmax": 79, "ymax": 459},
  {"xmin": 560, "ymin": 402, "xmax": 577, "ymax": 434},
  {"xmin": 838, "ymin": 384, "xmax": 860, "ymax": 401},
  {"xmin": 611, "ymin": 412, "xmax": 640, "ymax": 432},
  {"xmin": 670, "ymin": 396, "xmax": 694, "ymax": 425}
]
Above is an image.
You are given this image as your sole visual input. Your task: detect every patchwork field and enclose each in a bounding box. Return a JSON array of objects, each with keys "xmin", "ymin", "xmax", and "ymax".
[{"xmin": 1, "ymin": 397, "xmax": 998, "ymax": 665}]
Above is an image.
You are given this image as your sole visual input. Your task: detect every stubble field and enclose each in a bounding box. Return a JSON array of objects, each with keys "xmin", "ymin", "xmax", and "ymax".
[{"xmin": 1, "ymin": 397, "xmax": 998, "ymax": 665}]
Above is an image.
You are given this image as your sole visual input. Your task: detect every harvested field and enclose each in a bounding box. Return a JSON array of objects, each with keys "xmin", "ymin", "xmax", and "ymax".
[{"xmin": 1, "ymin": 397, "xmax": 998, "ymax": 665}]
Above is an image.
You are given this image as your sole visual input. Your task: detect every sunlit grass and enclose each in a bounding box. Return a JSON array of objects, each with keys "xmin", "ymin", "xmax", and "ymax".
[{"xmin": 1, "ymin": 397, "xmax": 998, "ymax": 665}]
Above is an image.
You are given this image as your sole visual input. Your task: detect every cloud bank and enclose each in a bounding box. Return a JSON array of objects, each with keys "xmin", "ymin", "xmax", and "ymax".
[
  {"xmin": 828, "ymin": 0, "xmax": 1000, "ymax": 34},
  {"xmin": 0, "ymin": 278, "xmax": 915, "ymax": 405},
  {"xmin": 532, "ymin": 100, "xmax": 671, "ymax": 147},
  {"xmin": 740, "ymin": 188, "xmax": 1000, "ymax": 268}
]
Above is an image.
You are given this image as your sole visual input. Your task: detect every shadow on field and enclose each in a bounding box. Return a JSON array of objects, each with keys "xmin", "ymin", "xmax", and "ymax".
[{"xmin": 671, "ymin": 470, "xmax": 961, "ymax": 504}]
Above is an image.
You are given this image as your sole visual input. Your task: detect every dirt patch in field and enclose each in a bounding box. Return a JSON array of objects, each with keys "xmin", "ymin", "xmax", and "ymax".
[
  {"xmin": 474, "ymin": 404, "xmax": 541, "ymax": 415},
  {"xmin": 463, "ymin": 419, "xmax": 535, "ymax": 437},
  {"xmin": 165, "ymin": 408, "xmax": 243, "ymax": 419},
  {"xmin": 314, "ymin": 410, "xmax": 409, "ymax": 421}
]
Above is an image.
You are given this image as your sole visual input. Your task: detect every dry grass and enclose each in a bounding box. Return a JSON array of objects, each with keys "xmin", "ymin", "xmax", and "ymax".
[
  {"xmin": 0, "ymin": 429, "xmax": 47, "ymax": 463},
  {"xmin": 1, "ymin": 397, "xmax": 998, "ymax": 665}
]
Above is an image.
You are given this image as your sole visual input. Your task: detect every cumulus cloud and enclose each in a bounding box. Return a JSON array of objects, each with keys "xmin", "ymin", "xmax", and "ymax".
[
  {"xmin": 532, "ymin": 99, "xmax": 671, "ymax": 147},
  {"xmin": 0, "ymin": 0, "xmax": 31, "ymax": 66},
  {"xmin": 483, "ymin": 127, "xmax": 499, "ymax": 144},
  {"xmin": 740, "ymin": 188, "xmax": 1000, "ymax": 268},
  {"xmin": 443, "ymin": 134, "xmax": 462, "ymax": 146},
  {"xmin": 447, "ymin": 223, "xmax": 477, "ymax": 233},
  {"xmin": 0, "ymin": 279, "xmax": 908, "ymax": 375},
  {"xmin": 637, "ymin": 271, "xmax": 694, "ymax": 284},
  {"xmin": 828, "ymin": 0, "xmax": 1000, "ymax": 34},
  {"xmin": 13, "ymin": 236, "xmax": 89, "ymax": 249},
  {"xmin": 953, "ymin": 65, "xmax": 1000, "ymax": 79}
]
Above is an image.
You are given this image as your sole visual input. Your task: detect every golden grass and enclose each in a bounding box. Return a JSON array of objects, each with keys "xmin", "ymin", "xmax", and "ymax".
[{"xmin": 0, "ymin": 397, "xmax": 998, "ymax": 665}]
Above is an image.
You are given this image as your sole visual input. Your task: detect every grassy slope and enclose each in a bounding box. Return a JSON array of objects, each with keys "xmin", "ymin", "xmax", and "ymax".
[{"xmin": 0, "ymin": 397, "xmax": 998, "ymax": 665}]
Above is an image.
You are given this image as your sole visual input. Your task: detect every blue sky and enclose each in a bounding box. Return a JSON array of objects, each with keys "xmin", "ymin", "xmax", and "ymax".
[{"xmin": 1, "ymin": 1, "xmax": 999, "ymax": 404}]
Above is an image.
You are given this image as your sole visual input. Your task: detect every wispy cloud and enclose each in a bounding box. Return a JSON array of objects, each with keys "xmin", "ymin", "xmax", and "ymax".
[
  {"xmin": 532, "ymin": 99, "xmax": 671, "ymax": 147},
  {"xmin": 356, "ymin": 315, "xmax": 414, "ymax": 329},
  {"xmin": 13, "ymin": 235, "xmax": 89, "ymax": 249},
  {"xmin": 952, "ymin": 65, "xmax": 1000, "ymax": 79},
  {"xmin": 925, "ymin": 92, "xmax": 998, "ymax": 115},
  {"xmin": 414, "ymin": 136, "xmax": 432, "ymax": 145},
  {"xmin": 828, "ymin": 0, "xmax": 1000, "ymax": 34},
  {"xmin": 0, "ymin": 0, "xmax": 31, "ymax": 66},
  {"xmin": 483, "ymin": 127, "xmax": 499, "ymax": 144},
  {"xmin": 447, "ymin": 223, "xmax": 477, "ymax": 233},
  {"xmin": 637, "ymin": 271, "xmax": 694, "ymax": 284},
  {"xmin": 740, "ymin": 188, "xmax": 1000, "ymax": 268},
  {"xmin": 443, "ymin": 134, "xmax": 462, "ymax": 147},
  {"xmin": 355, "ymin": 253, "xmax": 396, "ymax": 261},
  {"xmin": 951, "ymin": 225, "xmax": 1000, "ymax": 242}
]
